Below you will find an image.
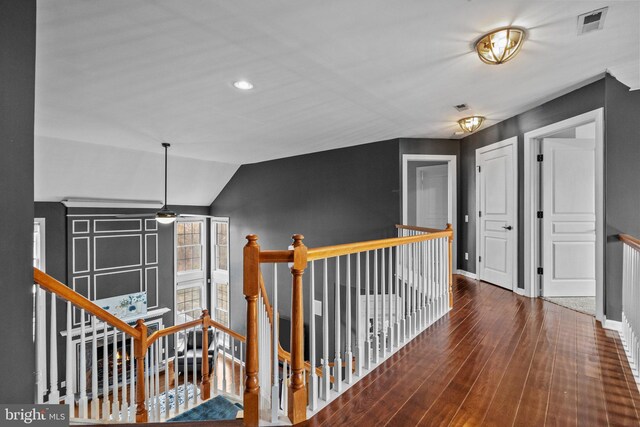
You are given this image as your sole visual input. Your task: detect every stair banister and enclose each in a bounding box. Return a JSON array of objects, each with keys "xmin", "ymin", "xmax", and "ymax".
[
  {"xmin": 289, "ymin": 234, "xmax": 308, "ymax": 424},
  {"xmin": 243, "ymin": 235, "xmax": 261, "ymax": 427}
]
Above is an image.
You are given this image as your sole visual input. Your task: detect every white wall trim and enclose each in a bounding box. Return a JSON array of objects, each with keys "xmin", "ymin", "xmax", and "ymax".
[
  {"xmin": 475, "ymin": 136, "xmax": 518, "ymax": 291},
  {"xmin": 402, "ymin": 154, "xmax": 457, "ymax": 269},
  {"xmin": 62, "ymin": 198, "xmax": 163, "ymax": 209},
  {"xmin": 523, "ymin": 108, "xmax": 604, "ymax": 321},
  {"xmin": 513, "ymin": 287, "xmax": 527, "ymax": 297},
  {"xmin": 455, "ymin": 270, "xmax": 477, "ymax": 280},
  {"xmin": 603, "ymin": 317, "xmax": 623, "ymax": 333}
]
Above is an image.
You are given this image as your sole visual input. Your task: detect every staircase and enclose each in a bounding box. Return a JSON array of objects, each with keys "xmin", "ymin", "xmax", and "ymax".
[{"xmin": 33, "ymin": 223, "xmax": 455, "ymax": 426}]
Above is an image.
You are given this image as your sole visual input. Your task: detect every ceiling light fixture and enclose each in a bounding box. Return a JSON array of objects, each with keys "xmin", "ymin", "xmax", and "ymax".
[
  {"xmin": 475, "ymin": 27, "xmax": 525, "ymax": 65},
  {"xmin": 156, "ymin": 143, "xmax": 177, "ymax": 224},
  {"xmin": 233, "ymin": 80, "xmax": 254, "ymax": 90},
  {"xmin": 458, "ymin": 116, "xmax": 485, "ymax": 133}
]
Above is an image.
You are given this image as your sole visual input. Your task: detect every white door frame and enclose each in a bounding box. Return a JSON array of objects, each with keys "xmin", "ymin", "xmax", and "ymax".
[
  {"xmin": 402, "ymin": 154, "xmax": 457, "ymax": 269},
  {"xmin": 523, "ymin": 108, "xmax": 604, "ymax": 321},
  {"xmin": 475, "ymin": 137, "xmax": 518, "ymax": 291}
]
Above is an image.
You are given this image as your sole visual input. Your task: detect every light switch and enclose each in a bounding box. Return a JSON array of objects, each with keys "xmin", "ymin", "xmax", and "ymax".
[
  {"xmin": 465, "ymin": 252, "xmax": 469, "ymax": 260},
  {"xmin": 314, "ymin": 300, "xmax": 322, "ymax": 315},
  {"xmin": 465, "ymin": 215, "xmax": 469, "ymax": 223}
]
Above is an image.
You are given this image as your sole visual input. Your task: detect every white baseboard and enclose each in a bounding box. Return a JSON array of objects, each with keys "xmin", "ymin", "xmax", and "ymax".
[
  {"xmin": 513, "ymin": 287, "xmax": 528, "ymax": 297},
  {"xmin": 455, "ymin": 270, "xmax": 477, "ymax": 280},
  {"xmin": 603, "ymin": 317, "xmax": 623, "ymax": 333}
]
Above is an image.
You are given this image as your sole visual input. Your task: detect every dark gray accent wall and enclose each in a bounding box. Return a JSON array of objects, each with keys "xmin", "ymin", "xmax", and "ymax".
[
  {"xmin": 34, "ymin": 202, "xmax": 67, "ymax": 284},
  {"xmin": 604, "ymin": 75, "xmax": 640, "ymax": 320},
  {"xmin": 458, "ymin": 79, "xmax": 606, "ymax": 290},
  {"xmin": 0, "ymin": 0, "xmax": 36, "ymax": 403},
  {"xmin": 211, "ymin": 139, "xmax": 401, "ymax": 333}
]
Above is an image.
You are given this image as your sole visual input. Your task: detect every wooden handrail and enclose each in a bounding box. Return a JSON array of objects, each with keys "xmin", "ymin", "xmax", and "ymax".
[
  {"xmin": 307, "ymin": 228, "xmax": 453, "ymax": 261},
  {"xmin": 259, "ymin": 250, "xmax": 294, "ymax": 264},
  {"xmin": 395, "ymin": 224, "xmax": 443, "ymax": 234},
  {"xmin": 620, "ymin": 234, "xmax": 640, "ymax": 252},
  {"xmin": 146, "ymin": 317, "xmax": 245, "ymax": 347},
  {"xmin": 33, "ymin": 268, "xmax": 141, "ymax": 339}
]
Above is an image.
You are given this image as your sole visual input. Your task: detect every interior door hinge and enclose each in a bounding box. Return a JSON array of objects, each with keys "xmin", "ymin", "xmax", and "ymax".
[
  {"xmin": 479, "ymin": 256, "xmax": 482, "ymax": 262},
  {"xmin": 537, "ymin": 154, "xmax": 544, "ymax": 162},
  {"xmin": 478, "ymin": 211, "xmax": 482, "ymax": 218},
  {"xmin": 537, "ymin": 267, "xmax": 544, "ymax": 275},
  {"xmin": 537, "ymin": 211, "xmax": 543, "ymax": 219},
  {"xmin": 477, "ymin": 166, "xmax": 481, "ymax": 173}
]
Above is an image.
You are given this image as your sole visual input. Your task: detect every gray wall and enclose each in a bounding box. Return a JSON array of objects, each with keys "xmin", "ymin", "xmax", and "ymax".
[
  {"xmin": 34, "ymin": 202, "xmax": 67, "ymax": 284},
  {"xmin": 0, "ymin": 0, "xmax": 36, "ymax": 403},
  {"xmin": 211, "ymin": 139, "xmax": 401, "ymax": 333},
  {"xmin": 604, "ymin": 75, "xmax": 640, "ymax": 320},
  {"xmin": 457, "ymin": 78, "xmax": 606, "ymax": 290}
]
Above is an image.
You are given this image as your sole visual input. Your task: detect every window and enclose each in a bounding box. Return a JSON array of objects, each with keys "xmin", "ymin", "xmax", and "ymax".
[
  {"xmin": 175, "ymin": 219, "xmax": 206, "ymax": 324},
  {"xmin": 212, "ymin": 220, "xmax": 230, "ymax": 327},
  {"xmin": 177, "ymin": 221, "xmax": 203, "ymax": 273}
]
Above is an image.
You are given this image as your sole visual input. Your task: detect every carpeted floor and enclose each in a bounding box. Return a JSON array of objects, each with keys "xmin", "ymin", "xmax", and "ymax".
[
  {"xmin": 542, "ymin": 296, "xmax": 595, "ymax": 316},
  {"xmin": 167, "ymin": 395, "xmax": 242, "ymax": 423}
]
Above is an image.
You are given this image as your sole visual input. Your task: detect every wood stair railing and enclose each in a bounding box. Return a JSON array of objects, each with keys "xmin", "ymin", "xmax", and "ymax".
[
  {"xmin": 242, "ymin": 224, "xmax": 454, "ymax": 426},
  {"xmin": 33, "ymin": 268, "xmax": 246, "ymax": 423}
]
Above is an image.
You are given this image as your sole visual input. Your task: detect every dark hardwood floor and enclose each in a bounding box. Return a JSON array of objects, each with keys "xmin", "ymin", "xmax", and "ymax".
[{"xmin": 301, "ymin": 275, "xmax": 640, "ymax": 427}]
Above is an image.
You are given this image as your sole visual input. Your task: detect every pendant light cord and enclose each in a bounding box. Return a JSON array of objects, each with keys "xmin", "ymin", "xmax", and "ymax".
[{"xmin": 162, "ymin": 142, "xmax": 170, "ymax": 209}]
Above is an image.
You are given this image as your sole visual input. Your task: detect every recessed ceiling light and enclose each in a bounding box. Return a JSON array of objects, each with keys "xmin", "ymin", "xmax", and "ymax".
[{"xmin": 233, "ymin": 80, "xmax": 254, "ymax": 90}]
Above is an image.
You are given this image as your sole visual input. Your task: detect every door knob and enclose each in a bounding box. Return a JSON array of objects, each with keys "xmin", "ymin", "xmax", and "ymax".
[{"xmin": 502, "ymin": 225, "xmax": 513, "ymax": 230}]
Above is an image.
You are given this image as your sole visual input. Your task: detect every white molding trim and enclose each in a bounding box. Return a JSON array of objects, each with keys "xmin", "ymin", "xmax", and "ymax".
[
  {"xmin": 402, "ymin": 154, "xmax": 457, "ymax": 270},
  {"xmin": 523, "ymin": 108, "xmax": 604, "ymax": 321},
  {"xmin": 455, "ymin": 270, "xmax": 477, "ymax": 280},
  {"xmin": 475, "ymin": 136, "xmax": 518, "ymax": 291},
  {"xmin": 603, "ymin": 317, "xmax": 623, "ymax": 333},
  {"xmin": 94, "ymin": 218, "xmax": 142, "ymax": 233},
  {"xmin": 513, "ymin": 287, "xmax": 527, "ymax": 296},
  {"xmin": 62, "ymin": 198, "xmax": 163, "ymax": 209}
]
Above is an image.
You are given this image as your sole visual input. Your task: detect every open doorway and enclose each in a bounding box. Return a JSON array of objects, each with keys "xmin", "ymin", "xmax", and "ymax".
[
  {"xmin": 524, "ymin": 109, "xmax": 604, "ymax": 320},
  {"xmin": 402, "ymin": 154, "xmax": 457, "ymax": 269}
]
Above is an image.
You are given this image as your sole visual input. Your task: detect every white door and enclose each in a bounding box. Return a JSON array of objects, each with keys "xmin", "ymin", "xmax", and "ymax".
[
  {"xmin": 542, "ymin": 138, "xmax": 596, "ymax": 297},
  {"xmin": 416, "ymin": 164, "xmax": 448, "ymax": 229},
  {"xmin": 478, "ymin": 143, "xmax": 516, "ymax": 290}
]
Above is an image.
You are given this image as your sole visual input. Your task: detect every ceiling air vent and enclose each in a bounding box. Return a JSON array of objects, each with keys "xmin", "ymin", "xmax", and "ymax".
[
  {"xmin": 454, "ymin": 103, "xmax": 469, "ymax": 112},
  {"xmin": 577, "ymin": 7, "xmax": 608, "ymax": 35}
]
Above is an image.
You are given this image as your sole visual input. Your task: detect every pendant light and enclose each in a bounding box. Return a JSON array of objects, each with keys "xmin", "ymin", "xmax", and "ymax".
[{"xmin": 156, "ymin": 143, "xmax": 177, "ymax": 224}]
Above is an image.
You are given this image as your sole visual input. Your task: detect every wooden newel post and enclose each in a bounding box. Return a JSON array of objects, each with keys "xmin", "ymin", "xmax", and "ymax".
[
  {"xmin": 134, "ymin": 319, "xmax": 148, "ymax": 423},
  {"xmin": 243, "ymin": 235, "xmax": 261, "ymax": 427},
  {"xmin": 201, "ymin": 309, "xmax": 211, "ymax": 400},
  {"xmin": 289, "ymin": 234, "xmax": 308, "ymax": 424},
  {"xmin": 446, "ymin": 223, "xmax": 454, "ymax": 308}
]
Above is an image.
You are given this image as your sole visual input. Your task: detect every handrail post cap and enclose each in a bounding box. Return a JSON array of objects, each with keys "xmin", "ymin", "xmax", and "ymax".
[
  {"xmin": 292, "ymin": 234, "xmax": 305, "ymax": 245},
  {"xmin": 135, "ymin": 319, "xmax": 145, "ymax": 327},
  {"xmin": 246, "ymin": 234, "xmax": 259, "ymax": 242},
  {"xmin": 201, "ymin": 309, "xmax": 209, "ymax": 318}
]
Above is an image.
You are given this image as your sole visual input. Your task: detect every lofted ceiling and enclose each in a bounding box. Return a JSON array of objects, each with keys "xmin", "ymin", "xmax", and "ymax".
[{"xmin": 34, "ymin": 0, "xmax": 640, "ymax": 205}]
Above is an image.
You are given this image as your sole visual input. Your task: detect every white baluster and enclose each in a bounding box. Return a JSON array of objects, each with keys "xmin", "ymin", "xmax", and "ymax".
[
  {"xmin": 172, "ymin": 332, "xmax": 179, "ymax": 416},
  {"xmin": 48, "ymin": 293, "xmax": 60, "ymax": 404},
  {"xmin": 65, "ymin": 302, "xmax": 74, "ymax": 414},
  {"xmin": 387, "ymin": 246, "xmax": 393, "ymax": 352},
  {"xmin": 111, "ymin": 322, "xmax": 119, "ymax": 420},
  {"xmin": 321, "ymin": 259, "xmax": 330, "ymax": 400},
  {"xmin": 364, "ymin": 251, "xmax": 372, "ymax": 369},
  {"xmin": 401, "ymin": 243, "xmax": 407, "ymax": 343},
  {"xmin": 222, "ymin": 331, "xmax": 227, "ymax": 393},
  {"xmin": 272, "ymin": 265, "xmax": 280, "ymax": 421},
  {"xmin": 78, "ymin": 309, "xmax": 88, "ymax": 418},
  {"xmin": 163, "ymin": 336, "xmax": 168, "ymax": 419},
  {"xmin": 101, "ymin": 322, "xmax": 109, "ymax": 421},
  {"xmin": 355, "ymin": 253, "xmax": 363, "ymax": 377},
  {"xmin": 282, "ymin": 360, "xmax": 288, "ymax": 413},
  {"xmin": 381, "ymin": 248, "xmax": 386, "ymax": 358},
  {"xmin": 192, "ymin": 326, "xmax": 198, "ymax": 406},
  {"xmin": 345, "ymin": 254, "xmax": 353, "ymax": 384},
  {"xmin": 373, "ymin": 249, "xmax": 379, "ymax": 363},
  {"xmin": 239, "ymin": 340, "xmax": 244, "ymax": 396},
  {"xmin": 334, "ymin": 256, "xmax": 343, "ymax": 391},
  {"xmin": 182, "ymin": 330, "xmax": 188, "ymax": 411},
  {"xmin": 394, "ymin": 245, "xmax": 400, "ymax": 348},
  {"xmin": 90, "ymin": 318, "xmax": 98, "ymax": 418},
  {"xmin": 308, "ymin": 260, "xmax": 318, "ymax": 409},
  {"xmin": 120, "ymin": 331, "xmax": 128, "ymax": 420},
  {"xmin": 35, "ymin": 287, "xmax": 46, "ymax": 404}
]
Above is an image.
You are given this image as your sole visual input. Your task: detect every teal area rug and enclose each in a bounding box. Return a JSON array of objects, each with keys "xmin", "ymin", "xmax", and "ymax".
[{"xmin": 167, "ymin": 395, "xmax": 242, "ymax": 422}]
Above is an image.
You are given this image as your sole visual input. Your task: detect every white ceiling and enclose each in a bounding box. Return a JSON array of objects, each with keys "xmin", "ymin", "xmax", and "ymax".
[{"xmin": 34, "ymin": 0, "xmax": 639, "ymax": 204}]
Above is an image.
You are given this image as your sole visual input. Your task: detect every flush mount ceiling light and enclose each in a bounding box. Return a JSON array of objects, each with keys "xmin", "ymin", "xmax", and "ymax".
[
  {"xmin": 475, "ymin": 27, "xmax": 525, "ymax": 65},
  {"xmin": 233, "ymin": 80, "xmax": 254, "ymax": 90},
  {"xmin": 458, "ymin": 116, "xmax": 485, "ymax": 133},
  {"xmin": 156, "ymin": 143, "xmax": 177, "ymax": 224}
]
